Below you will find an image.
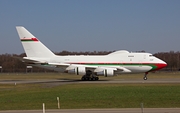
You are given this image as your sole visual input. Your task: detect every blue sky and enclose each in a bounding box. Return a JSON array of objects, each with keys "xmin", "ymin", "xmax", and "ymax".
[{"xmin": 0, "ymin": 0, "xmax": 180, "ymax": 54}]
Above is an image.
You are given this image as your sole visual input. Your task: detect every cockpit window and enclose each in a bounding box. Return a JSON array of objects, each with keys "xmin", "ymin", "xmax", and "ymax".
[{"xmin": 149, "ymin": 55, "xmax": 153, "ymax": 57}]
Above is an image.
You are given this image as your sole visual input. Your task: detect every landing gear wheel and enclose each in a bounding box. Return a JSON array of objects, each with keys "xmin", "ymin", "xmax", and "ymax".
[
  {"xmin": 143, "ymin": 77, "xmax": 147, "ymax": 80},
  {"xmin": 81, "ymin": 70, "xmax": 99, "ymax": 81},
  {"xmin": 81, "ymin": 76, "xmax": 99, "ymax": 81},
  {"xmin": 92, "ymin": 77, "xmax": 96, "ymax": 81},
  {"xmin": 85, "ymin": 77, "xmax": 89, "ymax": 81},
  {"xmin": 81, "ymin": 77, "xmax": 85, "ymax": 81},
  {"xmin": 95, "ymin": 77, "xmax": 99, "ymax": 81}
]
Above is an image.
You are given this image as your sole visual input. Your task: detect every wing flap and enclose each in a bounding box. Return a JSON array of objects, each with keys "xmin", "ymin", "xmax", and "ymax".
[
  {"xmin": 116, "ymin": 66, "xmax": 131, "ymax": 72},
  {"xmin": 94, "ymin": 67, "xmax": 117, "ymax": 72}
]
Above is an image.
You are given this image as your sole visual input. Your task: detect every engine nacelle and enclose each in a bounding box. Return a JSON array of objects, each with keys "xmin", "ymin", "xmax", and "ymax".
[
  {"xmin": 97, "ymin": 68, "xmax": 114, "ymax": 77},
  {"xmin": 67, "ymin": 66, "xmax": 86, "ymax": 75}
]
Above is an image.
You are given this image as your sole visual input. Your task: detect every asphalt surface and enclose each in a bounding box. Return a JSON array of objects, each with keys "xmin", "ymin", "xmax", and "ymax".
[
  {"xmin": 0, "ymin": 108, "xmax": 180, "ymax": 113},
  {"xmin": 1, "ymin": 78, "xmax": 180, "ymax": 85}
]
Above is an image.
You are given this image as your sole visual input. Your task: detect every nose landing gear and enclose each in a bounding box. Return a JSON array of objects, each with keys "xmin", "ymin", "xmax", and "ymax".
[{"xmin": 143, "ymin": 72, "xmax": 148, "ymax": 80}]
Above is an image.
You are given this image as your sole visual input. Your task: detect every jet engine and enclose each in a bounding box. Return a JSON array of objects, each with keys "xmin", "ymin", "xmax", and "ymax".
[
  {"xmin": 67, "ymin": 66, "xmax": 86, "ymax": 75},
  {"xmin": 97, "ymin": 68, "xmax": 114, "ymax": 77}
]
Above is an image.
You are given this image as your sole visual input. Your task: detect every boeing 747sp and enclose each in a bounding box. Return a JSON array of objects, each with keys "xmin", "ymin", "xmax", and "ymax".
[{"xmin": 16, "ymin": 26, "xmax": 167, "ymax": 80}]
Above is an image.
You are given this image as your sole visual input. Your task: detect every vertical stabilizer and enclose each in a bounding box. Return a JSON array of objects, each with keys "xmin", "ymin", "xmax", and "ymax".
[{"xmin": 16, "ymin": 26, "xmax": 55, "ymax": 58}]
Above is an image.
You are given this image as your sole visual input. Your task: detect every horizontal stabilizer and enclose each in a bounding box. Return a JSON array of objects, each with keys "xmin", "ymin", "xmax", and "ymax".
[
  {"xmin": 23, "ymin": 57, "xmax": 47, "ymax": 64},
  {"xmin": 13, "ymin": 56, "xmax": 47, "ymax": 64}
]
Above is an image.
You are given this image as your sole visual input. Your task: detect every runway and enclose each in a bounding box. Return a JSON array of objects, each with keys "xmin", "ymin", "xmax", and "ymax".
[
  {"xmin": 0, "ymin": 78, "xmax": 180, "ymax": 85},
  {"xmin": 0, "ymin": 108, "xmax": 180, "ymax": 113}
]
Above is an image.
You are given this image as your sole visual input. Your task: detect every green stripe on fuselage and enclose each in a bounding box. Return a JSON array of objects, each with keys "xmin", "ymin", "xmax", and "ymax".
[{"xmin": 79, "ymin": 63, "xmax": 157, "ymax": 71}]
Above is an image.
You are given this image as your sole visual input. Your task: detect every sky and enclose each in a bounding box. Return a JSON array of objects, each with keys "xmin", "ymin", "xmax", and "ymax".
[{"xmin": 0, "ymin": 0, "xmax": 180, "ymax": 54}]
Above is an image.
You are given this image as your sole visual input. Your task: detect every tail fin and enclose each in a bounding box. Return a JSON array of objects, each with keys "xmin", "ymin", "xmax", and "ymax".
[{"xmin": 16, "ymin": 26, "xmax": 55, "ymax": 58}]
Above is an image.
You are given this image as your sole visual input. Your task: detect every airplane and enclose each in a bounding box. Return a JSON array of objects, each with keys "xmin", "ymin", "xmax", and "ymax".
[{"xmin": 16, "ymin": 26, "xmax": 167, "ymax": 81}]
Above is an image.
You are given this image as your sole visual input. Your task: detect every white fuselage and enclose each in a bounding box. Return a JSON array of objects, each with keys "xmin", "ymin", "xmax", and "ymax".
[{"xmin": 30, "ymin": 51, "xmax": 166, "ymax": 74}]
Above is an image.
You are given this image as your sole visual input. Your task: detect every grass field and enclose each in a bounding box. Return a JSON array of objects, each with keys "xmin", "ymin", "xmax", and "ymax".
[{"xmin": 0, "ymin": 72, "xmax": 180, "ymax": 110}]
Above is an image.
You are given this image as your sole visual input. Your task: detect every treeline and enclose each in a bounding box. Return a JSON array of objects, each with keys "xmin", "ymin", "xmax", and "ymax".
[
  {"xmin": 0, "ymin": 51, "xmax": 179, "ymax": 73},
  {"xmin": 154, "ymin": 51, "xmax": 180, "ymax": 71}
]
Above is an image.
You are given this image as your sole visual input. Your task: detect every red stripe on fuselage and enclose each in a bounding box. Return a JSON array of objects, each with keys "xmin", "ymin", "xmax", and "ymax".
[{"xmin": 65, "ymin": 62, "xmax": 163, "ymax": 65}]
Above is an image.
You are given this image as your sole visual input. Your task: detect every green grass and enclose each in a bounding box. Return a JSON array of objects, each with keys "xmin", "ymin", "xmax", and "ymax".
[{"xmin": 0, "ymin": 83, "xmax": 180, "ymax": 110}]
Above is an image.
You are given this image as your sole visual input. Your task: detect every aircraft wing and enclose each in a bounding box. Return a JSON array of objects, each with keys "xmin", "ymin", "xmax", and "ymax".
[
  {"xmin": 13, "ymin": 56, "xmax": 131, "ymax": 73},
  {"xmin": 48, "ymin": 62, "xmax": 131, "ymax": 73}
]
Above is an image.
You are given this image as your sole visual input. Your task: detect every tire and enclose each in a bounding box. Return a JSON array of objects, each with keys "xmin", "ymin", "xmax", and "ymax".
[
  {"xmin": 92, "ymin": 77, "xmax": 96, "ymax": 81},
  {"xmin": 81, "ymin": 77, "xmax": 85, "ymax": 81},
  {"xmin": 95, "ymin": 77, "xmax": 99, "ymax": 81},
  {"xmin": 143, "ymin": 77, "xmax": 147, "ymax": 80}
]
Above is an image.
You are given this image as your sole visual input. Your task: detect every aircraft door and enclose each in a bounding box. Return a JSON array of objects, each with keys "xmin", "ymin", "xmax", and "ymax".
[
  {"xmin": 138, "ymin": 60, "xmax": 143, "ymax": 67},
  {"xmin": 144, "ymin": 54, "xmax": 146, "ymax": 59},
  {"xmin": 119, "ymin": 60, "xmax": 124, "ymax": 67}
]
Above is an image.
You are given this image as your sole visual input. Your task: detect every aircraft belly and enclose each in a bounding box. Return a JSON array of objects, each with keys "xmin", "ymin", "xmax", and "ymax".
[{"xmin": 122, "ymin": 66, "xmax": 152, "ymax": 73}]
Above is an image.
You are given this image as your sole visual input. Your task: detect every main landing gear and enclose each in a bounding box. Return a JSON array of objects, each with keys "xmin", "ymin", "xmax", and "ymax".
[
  {"xmin": 143, "ymin": 72, "xmax": 148, "ymax": 80},
  {"xmin": 81, "ymin": 70, "xmax": 99, "ymax": 81}
]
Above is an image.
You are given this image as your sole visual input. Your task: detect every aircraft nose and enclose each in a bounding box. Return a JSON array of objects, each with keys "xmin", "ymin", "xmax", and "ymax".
[{"xmin": 156, "ymin": 61, "xmax": 167, "ymax": 70}]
